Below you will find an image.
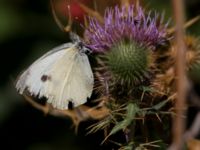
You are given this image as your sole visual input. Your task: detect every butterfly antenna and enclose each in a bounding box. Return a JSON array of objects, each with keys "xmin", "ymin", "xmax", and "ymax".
[
  {"xmin": 66, "ymin": 1, "xmax": 73, "ymax": 31},
  {"xmin": 50, "ymin": 0, "xmax": 72, "ymax": 32}
]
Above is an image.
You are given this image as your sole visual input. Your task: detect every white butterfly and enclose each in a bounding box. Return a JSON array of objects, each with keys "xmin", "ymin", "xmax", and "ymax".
[{"xmin": 16, "ymin": 33, "xmax": 94, "ymax": 110}]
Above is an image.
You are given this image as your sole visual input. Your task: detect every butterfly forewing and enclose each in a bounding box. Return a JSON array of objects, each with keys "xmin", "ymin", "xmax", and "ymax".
[
  {"xmin": 16, "ymin": 49, "xmax": 67, "ymax": 97},
  {"xmin": 16, "ymin": 43, "xmax": 94, "ymax": 110}
]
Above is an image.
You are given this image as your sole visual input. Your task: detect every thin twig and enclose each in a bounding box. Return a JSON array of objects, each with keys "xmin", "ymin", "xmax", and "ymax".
[
  {"xmin": 168, "ymin": 15, "xmax": 200, "ymax": 34},
  {"xmin": 23, "ymin": 94, "xmax": 50, "ymax": 114},
  {"xmin": 168, "ymin": 0, "xmax": 187, "ymax": 149},
  {"xmin": 75, "ymin": 0, "xmax": 104, "ymax": 24},
  {"xmin": 184, "ymin": 112, "xmax": 200, "ymax": 141},
  {"xmin": 23, "ymin": 93, "xmax": 109, "ymax": 131}
]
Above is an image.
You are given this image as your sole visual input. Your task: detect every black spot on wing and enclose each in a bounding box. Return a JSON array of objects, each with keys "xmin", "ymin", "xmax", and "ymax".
[
  {"xmin": 41, "ymin": 75, "xmax": 51, "ymax": 82},
  {"xmin": 68, "ymin": 101, "xmax": 74, "ymax": 110}
]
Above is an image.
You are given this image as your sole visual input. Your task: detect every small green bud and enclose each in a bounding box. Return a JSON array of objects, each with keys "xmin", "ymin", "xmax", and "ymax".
[{"xmin": 105, "ymin": 40, "xmax": 149, "ymax": 86}]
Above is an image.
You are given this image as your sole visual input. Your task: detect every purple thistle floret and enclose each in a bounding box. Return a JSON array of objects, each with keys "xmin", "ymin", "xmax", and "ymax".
[{"xmin": 85, "ymin": 5, "xmax": 168, "ymax": 53}]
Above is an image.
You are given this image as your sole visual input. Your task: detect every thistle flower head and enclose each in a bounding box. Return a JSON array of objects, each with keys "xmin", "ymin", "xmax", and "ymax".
[
  {"xmin": 85, "ymin": 5, "xmax": 168, "ymax": 52},
  {"xmin": 185, "ymin": 36, "xmax": 200, "ymax": 70},
  {"xmin": 180, "ymin": 36, "xmax": 200, "ymax": 84},
  {"xmin": 105, "ymin": 40, "xmax": 150, "ymax": 86},
  {"xmin": 85, "ymin": 5, "xmax": 169, "ymax": 89}
]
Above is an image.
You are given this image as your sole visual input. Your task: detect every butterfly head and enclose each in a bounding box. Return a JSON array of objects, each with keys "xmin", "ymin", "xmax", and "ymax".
[
  {"xmin": 75, "ymin": 41, "xmax": 92, "ymax": 54},
  {"xmin": 70, "ymin": 32, "xmax": 92, "ymax": 54}
]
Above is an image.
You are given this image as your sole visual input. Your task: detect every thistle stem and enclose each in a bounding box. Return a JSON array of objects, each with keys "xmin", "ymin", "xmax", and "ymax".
[
  {"xmin": 125, "ymin": 121, "xmax": 136, "ymax": 149},
  {"xmin": 169, "ymin": 0, "xmax": 187, "ymax": 149}
]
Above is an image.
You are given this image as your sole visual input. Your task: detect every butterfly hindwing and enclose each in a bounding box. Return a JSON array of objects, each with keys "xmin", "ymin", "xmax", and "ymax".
[{"xmin": 46, "ymin": 47, "xmax": 94, "ymax": 109}]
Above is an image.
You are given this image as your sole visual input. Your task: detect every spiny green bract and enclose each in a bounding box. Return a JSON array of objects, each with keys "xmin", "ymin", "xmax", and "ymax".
[{"xmin": 105, "ymin": 40, "xmax": 149, "ymax": 86}]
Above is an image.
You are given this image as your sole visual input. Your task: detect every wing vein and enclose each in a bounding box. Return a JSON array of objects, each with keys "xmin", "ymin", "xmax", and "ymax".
[{"xmin": 58, "ymin": 52, "xmax": 77, "ymax": 102}]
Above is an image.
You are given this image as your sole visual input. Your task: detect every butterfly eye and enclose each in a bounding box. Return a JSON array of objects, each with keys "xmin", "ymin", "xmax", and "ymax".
[
  {"xmin": 76, "ymin": 42, "xmax": 91, "ymax": 54},
  {"xmin": 84, "ymin": 48, "xmax": 92, "ymax": 55}
]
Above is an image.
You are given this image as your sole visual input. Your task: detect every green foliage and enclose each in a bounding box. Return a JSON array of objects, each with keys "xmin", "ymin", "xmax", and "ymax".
[
  {"xmin": 151, "ymin": 99, "xmax": 171, "ymax": 111},
  {"xmin": 109, "ymin": 103, "xmax": 140, "ymax": 136},
  {"xmin": 135, "ymin": 140, "xmax": 162, "ymax": 150},
  {"xmin": 87, "ymin": 117, "xmax": 111, "ymax": 134},
  {"xmin": 119, "ymin": 142, "xmax": 134, "ymax": 150}
]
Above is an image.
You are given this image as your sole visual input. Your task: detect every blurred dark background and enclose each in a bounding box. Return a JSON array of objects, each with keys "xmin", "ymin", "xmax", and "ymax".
[{"xmin": 0, "ymin": 0, "xmax": 200, "ymax": 150}]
